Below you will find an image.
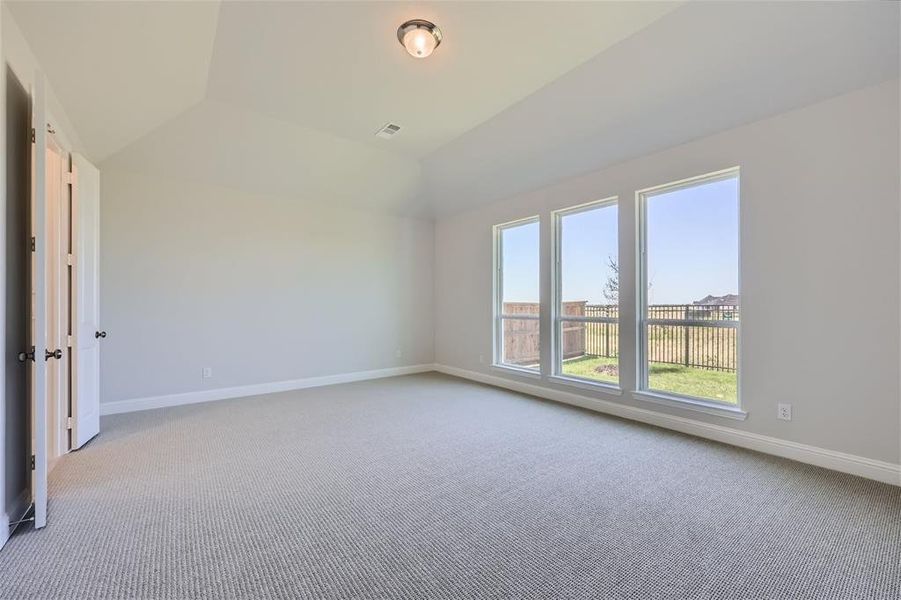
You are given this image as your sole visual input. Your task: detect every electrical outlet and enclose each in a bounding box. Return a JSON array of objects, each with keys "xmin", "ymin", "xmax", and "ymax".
[
  {"xmin": 777, "ymin": 403, "xmax": 792, "ymax": 421},
  {"xmin": 395, "ymin": 349, "xmax": 402, "ymax": 358},
  {"xmin": 202, "ymin": 367, "xmax": 213, "ymax": 379},
  {"xmin": 479, "ymin": 354, "xmax": 485, "ymax": 364}
]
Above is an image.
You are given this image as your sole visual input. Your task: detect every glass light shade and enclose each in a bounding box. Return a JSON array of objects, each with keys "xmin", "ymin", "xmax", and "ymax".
[{"xmin": 403, "ymin": 27, "xmax": 437, "ymax": 58}]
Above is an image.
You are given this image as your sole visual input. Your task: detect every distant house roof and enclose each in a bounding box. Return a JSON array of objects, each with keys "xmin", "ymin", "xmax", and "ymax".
[{"xmin": 693, "ymin": 294, "xmax": 740, "ymax": 306}]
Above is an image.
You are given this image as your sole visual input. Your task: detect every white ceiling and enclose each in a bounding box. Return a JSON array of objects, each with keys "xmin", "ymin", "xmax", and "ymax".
[
  {"xmin": 422, "ymin": 0, "xmax": 901, "ymax": 215},
  {"xmin": 101, "ymin": 99, "xmax": 424, "ymax": 214},
  {"xmin": 205, "ymin": 1, "xmax": 677, "ymax": 159},
  {"xmin": 7, "ymin": 0, "xmax": 219, "ymax": 162},
  {"xmin": 7, "ymin": 1, "xmax": 899, "ymax": 217}
]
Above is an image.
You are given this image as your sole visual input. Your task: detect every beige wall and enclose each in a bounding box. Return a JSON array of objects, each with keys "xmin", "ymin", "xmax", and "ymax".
[
  {"xmin": 434, "ymin": 81, "xmax": 901, "ymax": 465},
  {"xmin": 99, "ymin": 169, "xmax": 434, "ymax": 404}
]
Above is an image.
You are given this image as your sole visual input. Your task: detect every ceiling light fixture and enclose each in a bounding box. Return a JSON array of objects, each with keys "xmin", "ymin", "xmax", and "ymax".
[{"xmin": 397, "ymin": 19, "xmax": 442, "ymax": 59}]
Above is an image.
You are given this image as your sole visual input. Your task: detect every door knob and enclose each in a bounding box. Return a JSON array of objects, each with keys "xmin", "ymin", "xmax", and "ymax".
[
  {"xmin": 44, "ymin": 348, "xmax": 62, "ymax": 361},
  {"xmin": 17, "ymin": 347, "xmax": 35, "ymax": 362},
  {"xmin": 95, "ymin": 331, "xmax": 107, "ymax": 339}
]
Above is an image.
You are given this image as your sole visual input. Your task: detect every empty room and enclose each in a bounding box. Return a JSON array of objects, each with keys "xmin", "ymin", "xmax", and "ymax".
[{"xmin": 0, "ymin": 1, "xmax": 899, "ymax": 598}]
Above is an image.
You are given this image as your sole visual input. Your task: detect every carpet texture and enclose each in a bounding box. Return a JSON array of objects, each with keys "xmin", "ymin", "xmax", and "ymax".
[{"xmin": 0, "ymin": 373, "xmax": 898, "ymax": 599}]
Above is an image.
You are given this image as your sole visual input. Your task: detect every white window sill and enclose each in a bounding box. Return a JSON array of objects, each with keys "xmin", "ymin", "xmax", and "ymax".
[
  {"xmin": 631, "ymin": 390, "xmax": 747, "ymax": 421},
  {"xmin": 490, "ymin": 364, "xmax": 541, "ymax": 379},
  {"xmin": 547, "ymin": 374, "xmax": 623, "ymax": 396}
]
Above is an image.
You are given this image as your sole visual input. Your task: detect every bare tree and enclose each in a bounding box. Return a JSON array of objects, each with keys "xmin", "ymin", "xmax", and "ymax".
[
  {"xmin": 603, "ymin": 256, "xmax": 618, "ymax": 304},
  {"xmin": 603, "ymin": 256, "xmax": 649, "ymax": 304}
]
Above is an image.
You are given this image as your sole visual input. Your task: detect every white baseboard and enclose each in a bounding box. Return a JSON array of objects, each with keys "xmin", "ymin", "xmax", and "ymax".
[
  {"xmin": 434, "ymin": 364, "xmax": 901, "ymax": 486},
  {"xmin": 100, "ymin": 364, "xmax": 436, "ymax": 416}
]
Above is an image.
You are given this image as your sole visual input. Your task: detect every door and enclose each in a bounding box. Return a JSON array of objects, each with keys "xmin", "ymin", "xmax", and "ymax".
[
  {"xmin": 70, "ymin": 153, "xmax": 100, "ymax": 449},
  {"xmin": 45, "ymin": 135, "xmax": 67, "ymax": 460},
  {"xmin": 5, "ymin": 65, "xmax": 32, "ymax": 543},
  {"xmin": 29, "ymin": 73, "xmax": 49, "ymax": 529}
]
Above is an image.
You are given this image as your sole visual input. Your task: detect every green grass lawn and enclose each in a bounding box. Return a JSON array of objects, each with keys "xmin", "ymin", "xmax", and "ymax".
[{"xmin": 561, "ymin": 355, "xmax": 737, "ymax": 404}]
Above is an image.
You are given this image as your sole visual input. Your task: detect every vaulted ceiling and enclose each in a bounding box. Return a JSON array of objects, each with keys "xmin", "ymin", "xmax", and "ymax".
[
  {"xmin": 8, "ymin": 1, "xmax": 899, "ymax": 217},
  {"xmin": 7, "ymin": 1, "xmax": 220, "ymax": 162}
]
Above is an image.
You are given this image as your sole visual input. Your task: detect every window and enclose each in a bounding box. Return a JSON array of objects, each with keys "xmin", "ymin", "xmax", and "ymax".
[
  {"xmin": 638, "ymin": 169, "xmax": 740, "ymax": 405},
  {"xmin": 552, "ymin": 198, "xmax": 619, "ymax": 387},
  {"xmin": 493, "ymin": 217, "xmax": 540, "ymax": 372}
]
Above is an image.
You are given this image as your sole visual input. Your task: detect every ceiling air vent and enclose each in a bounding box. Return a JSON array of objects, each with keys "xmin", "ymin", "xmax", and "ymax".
[{"xmin": 375, "ymin": 122, "xmax": 402, "ymax": 139}]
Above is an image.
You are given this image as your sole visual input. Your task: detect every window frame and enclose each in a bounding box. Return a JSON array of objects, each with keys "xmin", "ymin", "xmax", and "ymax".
[
  {"xmin": 492, "ymin": 216, "xmax": 541, "ymax": 376},
  {"xmin": 635, "ymin": 167, "xmax": 744, "ymax": 417},
  {"xmin": 550, "ymin": 196, "xmax": 621, "ymax": 391}
]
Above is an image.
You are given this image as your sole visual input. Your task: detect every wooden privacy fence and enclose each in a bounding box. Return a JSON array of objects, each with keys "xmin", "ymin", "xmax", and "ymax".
[
  {"xmin": 501, "ymin": 302, "xmax": 586, "ymax": 366},
  {"xmin": 502, "ymin": 303, "xmax": 739, "ymax": 371}
]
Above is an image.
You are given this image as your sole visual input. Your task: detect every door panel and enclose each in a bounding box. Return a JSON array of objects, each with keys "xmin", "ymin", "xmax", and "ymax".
[
  {"xmin": 45, "ymin": 138, "xmax": 65, "ymax": 460},
  {"xmin": 30, "ymin": 73, "xmax": 48, "ymax": 529},
  {"xmin": 71, "ymin": 154, "xmax": 100, "ymax": 449}
]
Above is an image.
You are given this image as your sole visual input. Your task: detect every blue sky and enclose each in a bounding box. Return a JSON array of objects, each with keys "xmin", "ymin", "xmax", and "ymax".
[
  {"xmin": 500, "ymin": 222, "xmax": 540, "ymax": 303},
  {"xmin": 501, "ymin": 177, "xmax": 739, "ymax": 305}
]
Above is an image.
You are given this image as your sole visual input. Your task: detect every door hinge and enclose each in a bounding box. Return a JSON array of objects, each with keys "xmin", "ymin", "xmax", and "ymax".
[
  {"xmin": 64, "ymin": 170, "xmax": 75, "ymax": 185},
  {"xmin": 30, "ymin": 455, "xmax": 35, "ymax": 470},
  {"xmin": 66, "ymin": 417, "xmax": 73, "ymax": 430},
  {"xmin": 30, "ymin": 128, "xmax": 35, "ymax": 143},
  {"xmin": 67, "ymin": 335, "xmax": 73, "ymax": 348},
  {"xmin": 30, "ymin": 236, "xmax": 35, "ymax": 252},
  {"xmin": 66, "ymin": 253, "xmax": 74, "ymax": 266}
]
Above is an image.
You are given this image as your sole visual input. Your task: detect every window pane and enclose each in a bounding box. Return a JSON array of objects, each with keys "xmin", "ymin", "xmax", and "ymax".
[
  {"xmin": 501, "ymin": 318, "xmax": 540, "ymax": 368},
  {"xmin": 643, "ymin": 174, "xmax": 739, "ymax": 403},
  {"xmin": 557, "ymin": 202, "xmax": 619, "ymax": 385},
  {"xmin": 501, "ymin": 221, "xmax": 539, "ymax": 306},
  {"xmin": 497, "ymin": 220, "xmax": 539, "ymax": 369},
  {"xmin": 559, "ymin": 319, "xmax": 619, "ymax": 384},
  {"xmin": 560, "ymin": 204, "xmax": 618, "ymax": 305}
]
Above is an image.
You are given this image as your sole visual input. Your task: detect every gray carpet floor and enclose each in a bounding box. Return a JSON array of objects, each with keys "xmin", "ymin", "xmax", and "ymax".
[{"xmin": 0, "ymin": 373, "xmax": 898, "ymax": 599}]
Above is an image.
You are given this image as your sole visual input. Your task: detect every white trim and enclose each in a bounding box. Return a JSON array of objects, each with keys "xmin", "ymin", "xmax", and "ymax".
[
  {"xmin": 490, "ymin": 363, "xmax": 541, "ymax": 379},
  {"xmin": 434, "ymin": 364, "xmax": 900, "ymax": 486},
  {"xmin": 492, "ymin": 215, "xmax": 541, "ymax": 369},
  {"xmin": 550, "ymin": 197, "xmax": 619, "ymax": 380},
  {"xmin": 647, "ymin": 318, "xmax": 738, "ymax": 329},
  {"xmin": 558, "ymin": 316, "xmax": 617, "ymax": 324},
  {"xmin": 636, "ymin": 166, "xmax": 743, "ymax": 408},
  {"xmin": 632, "ymin": 390, "xmax": 747, "ymax": 420},
  {"xmin": 548, "ymin": 374, "xmax": 623, "ymax": 395},
  {"xmin": 100, "ymin": 364, "xmax": 436, "ymax": 416},
  {"xmin": 493, "ymin": 215, "xmax": 540, "ymax": 230},
  {"xmin": 635, "ymin": 166, "xmax": 741, "ymax": 198}
]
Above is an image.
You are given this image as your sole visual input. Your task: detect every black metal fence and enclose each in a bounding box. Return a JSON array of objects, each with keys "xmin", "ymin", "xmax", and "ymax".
[
  {"xmin": 579, "ymin": 304, "xmax": 739, "ymax": 372},
  {"xmin": 582, "ymin": 305, "xmax": 618, "ymax": 358}
]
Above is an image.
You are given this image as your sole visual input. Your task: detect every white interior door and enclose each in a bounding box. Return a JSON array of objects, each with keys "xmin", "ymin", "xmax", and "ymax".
[
  {"xmin": 45, "ymin": 136, "xmax": 67, "ymax": 462},
  {"xmin": 70, "ymin": 153, "xmax": 101, "ymax": 449},
  {"xmin": 30, "ymin": 73, "xmax": 49, "ymax": 529}
]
